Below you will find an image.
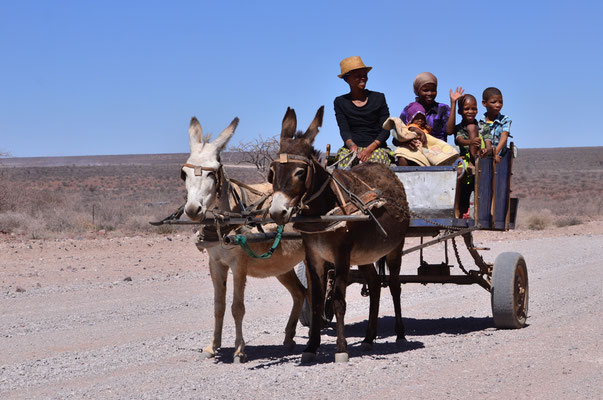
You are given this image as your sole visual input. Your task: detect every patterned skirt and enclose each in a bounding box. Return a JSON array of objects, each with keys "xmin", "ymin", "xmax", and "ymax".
[{"xmin": 335, "ymin": 147, "xmax": 393, "ymax": 168}]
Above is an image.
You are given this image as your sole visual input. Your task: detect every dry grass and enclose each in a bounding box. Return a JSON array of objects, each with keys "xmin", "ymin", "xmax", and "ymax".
[
  {"xmin": 554, "ymin": 216, "xmax": 583, "ymax": 227},
  {"xmin": 0, "ymin": 160, "xmax": 260, "ymax": 238},
  {"xmin": 0, "ymin": 147, "xmax": 601, "ymax": 238}
]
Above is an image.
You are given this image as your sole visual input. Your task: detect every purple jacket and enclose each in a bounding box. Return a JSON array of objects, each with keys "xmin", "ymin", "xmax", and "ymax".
[{"xmin": 400, "ymin": 101, "xmax": 451, "ymax": 141}]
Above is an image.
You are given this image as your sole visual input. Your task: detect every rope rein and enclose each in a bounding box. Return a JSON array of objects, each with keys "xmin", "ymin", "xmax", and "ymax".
[{"xmin": 233, "ymin": 225, "xmax": 284, "ymax": 259}]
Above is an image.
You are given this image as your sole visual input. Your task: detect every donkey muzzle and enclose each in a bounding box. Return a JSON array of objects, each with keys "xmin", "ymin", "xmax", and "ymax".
[{"xmin": 269, "ymin": 192, "xmax": 294, "ymax": 225}]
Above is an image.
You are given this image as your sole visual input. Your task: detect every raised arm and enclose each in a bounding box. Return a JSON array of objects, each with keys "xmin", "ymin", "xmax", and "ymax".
[{"xmin": 446, "ymin": 87, "xmax": 464, "ymax": 135}]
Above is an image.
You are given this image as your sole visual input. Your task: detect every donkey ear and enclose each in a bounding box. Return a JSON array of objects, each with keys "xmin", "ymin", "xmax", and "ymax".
[
  {"xmin": 302, "ymin": 105, "xmax": 324, "ymax": 144},
  {"xmin": 281, "ymin": 107, "xmax": 297, "ymax": 141},
  {"xmin": 189, "ymin": 117, "xmax": 204, "ymax": 151},
  {"xmin": 211, "ymin": 117, "xmax": 239, "ymax": 152}
]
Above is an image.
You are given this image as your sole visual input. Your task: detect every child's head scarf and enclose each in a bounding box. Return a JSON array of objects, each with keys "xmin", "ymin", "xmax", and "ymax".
[{"xmin": 405, "ymin": 102, "xmax": 426, "ymax": 124}]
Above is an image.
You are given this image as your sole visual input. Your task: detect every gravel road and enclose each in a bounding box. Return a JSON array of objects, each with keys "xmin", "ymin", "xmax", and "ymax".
[{"xmin": 1, "ymin": 222, "xmax": 602, "ymax": 399}]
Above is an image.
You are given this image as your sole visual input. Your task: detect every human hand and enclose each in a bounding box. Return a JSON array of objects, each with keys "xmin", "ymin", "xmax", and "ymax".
[
  {"xmin": 419, "ymin": 132, "xmax": 427, "ymax": 146},
  {"xmin": 494, "ymin": 154, "xmax": 501, "ymax": 163},
  {"xmin": 450, "ymin": 86, "xmax": 465, "ymax": 103},
  {"xmin": 349, "ymin": 144, "xmax": 359, "ymax": 154},
  {"xmin": 478, "ymin": 148, "xmax": 489, "ymax": 158},
  {"xmin": 409, "ymin": 139, "xmax": 422, "ymax": 151},
  {"xmin": 471, "ymin": 137, "xmax": 482, "ymax": 147},
  {"xmin": 358, "ymin": 147, "xmax": 374, "ymax": 162}
]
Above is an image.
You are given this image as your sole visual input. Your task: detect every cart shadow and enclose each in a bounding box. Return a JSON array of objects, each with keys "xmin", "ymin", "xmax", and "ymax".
[
  {"xmin": 323, "ymin": 315, "xmax": 494, "ymax": 339},
  {"xmin": 240, "ymin": 339, "xmax": 425, "ymax": 368}
]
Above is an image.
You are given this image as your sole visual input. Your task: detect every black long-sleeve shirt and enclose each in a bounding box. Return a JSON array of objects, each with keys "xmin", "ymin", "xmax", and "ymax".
[{"xmin": 334, "ymin": 90, "xmax": 390, "ymax": 147}]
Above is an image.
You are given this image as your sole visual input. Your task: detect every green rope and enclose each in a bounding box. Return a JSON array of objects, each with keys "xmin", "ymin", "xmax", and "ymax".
[{"xmin": 234, "ymin": 225, "xmax": 284, "ymax": 259}]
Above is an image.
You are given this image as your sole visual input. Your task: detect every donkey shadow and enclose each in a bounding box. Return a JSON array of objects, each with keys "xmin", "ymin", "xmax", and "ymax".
[
  {"xmin": 240, "ymin": 339, "xmax": 425, "ymax": 368},
  {"xmin": 207, "ymin": 316, "xmax": 493, "ymax": 367}
]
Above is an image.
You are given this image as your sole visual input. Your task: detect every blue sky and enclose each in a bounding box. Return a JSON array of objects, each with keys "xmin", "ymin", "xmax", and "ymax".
[{"xmin": 1, "ymin": 0, "xmax": 602, "ymax": 157}]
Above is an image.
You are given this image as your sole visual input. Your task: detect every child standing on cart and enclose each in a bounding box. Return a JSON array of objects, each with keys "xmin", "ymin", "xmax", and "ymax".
[
  {"xmin": 453, "ymin": 94, "xmax": 493, "ymax": 164},
  {"xmin": 479, "ymin": 87, "xmax": 514, "ymax": 229},
  {"xmin": 479, "ymin": 87, "xmax": 511, "ymax": 164},
  {"xmin": 447, "ymin": 92, "xmax": 493, "ymax": 218}
]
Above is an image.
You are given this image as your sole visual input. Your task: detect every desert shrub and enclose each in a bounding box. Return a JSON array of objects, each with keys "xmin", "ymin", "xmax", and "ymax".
[
  {"xmin": 155, "ymin": 224, "xmax": 176, "ymax": 235},
  {"xmin": 0, "ymin": 211, "xmax": 47, "ymax": 238},
  {"xmin": 525, "ymin": 214, "xmax": 551, "ymax": 230},
  {"xmin": 44, "ymin": 209, "xmax": 91, "ymax": 233},
  {"xmin": 23, "ymin": 189, "xmax": 65, "ymax": 215},
  {"xmin": 91, "ymin": 202, "xmax": 127, "ymax": 231},
  {"xmin": 0, "ymin": 181, "xmax": 9, "ymax": 211},
  {"xmin": 554, "ymin": 216, "xmax": 582, "ymax": 227},
  {"xmin": 122, "ymin": 215, "xmax": 161, "ymax": 233}
]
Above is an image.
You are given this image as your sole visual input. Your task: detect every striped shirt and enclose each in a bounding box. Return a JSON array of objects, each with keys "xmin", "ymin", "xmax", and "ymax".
[{"xmin": 478, "ymin": 113, "xmax": 512, "ymax": 147}]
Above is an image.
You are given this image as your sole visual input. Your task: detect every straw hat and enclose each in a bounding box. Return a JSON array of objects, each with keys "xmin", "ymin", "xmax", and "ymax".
[{"xmin": 338, "ymin": 56, "xmax": 372, "ymax": 79}]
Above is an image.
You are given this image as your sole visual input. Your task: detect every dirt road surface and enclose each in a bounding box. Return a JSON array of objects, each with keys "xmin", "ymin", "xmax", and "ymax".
[{"xmin": 1, "ymin": 222, "xmax": 602, "ymax": 399}]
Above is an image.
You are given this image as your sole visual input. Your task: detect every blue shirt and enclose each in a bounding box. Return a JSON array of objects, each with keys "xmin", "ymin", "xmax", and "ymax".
[
  {"xmin": 479, "ymin": 113, "xmax": 512, "ymax": 148},
  {"xmin": 400, "ymin": 101, "xmax": 451, "ymax": 141}
]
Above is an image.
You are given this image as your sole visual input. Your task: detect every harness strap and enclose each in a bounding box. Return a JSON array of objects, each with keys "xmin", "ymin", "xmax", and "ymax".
[
  {"xmin": 300, "ymin": 175, "xmax": 331, "ymax": 208},
  {"xmin": 354, "ymin": 175, "xmax": 375, "ymax": 192},
  {"xmin": 277, "ymin": 153, "xmax": 312, "ymax": 165},
  {"xmin": 326, "ymin": 169, "xmax": 388, "ymax": 237},
  {"xmin": 229, "ymin": 178, "xmax": 269, "ymax": 197},
  {"xmin": 182, "ymin": 163, "xmax": 219, "ymax": 174},
  {"xmin": 330, "ymin": 179, "xmax": 348, "ymax": 210}
]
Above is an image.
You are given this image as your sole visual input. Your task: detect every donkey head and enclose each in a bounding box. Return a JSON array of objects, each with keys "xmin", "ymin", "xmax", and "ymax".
[
  {"xmin": 268, "ymin": 106, "xmax": 324, "ymax": 225},
  {"xmin": 182, "ymin": 116, "xmax": 239, "ymax": 221}
]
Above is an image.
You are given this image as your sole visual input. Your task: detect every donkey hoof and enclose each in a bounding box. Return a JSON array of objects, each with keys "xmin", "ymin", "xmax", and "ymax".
[
  {"xmin": 396, "ymin": 336, "xmax": 408, "ymax": 345},
  {"xmin": 284, "ymin": 340, "xmax": 296, "ymax": 351},
  {"xmin": 200, "ymin": 351, "xmax": 214, "ymax": 359},
  {"xmin": 335, "ymin": 352, "xmax": 349, "ymax": 363},
  {"xmin": 360, "ymin": 342, "xmax": 373, "ymax": 352},
  {"xmin": 300, "ymin": 352, "xmax": 316, "ymax": 364},
  {"xmin": 233, "ymin": 354, "xmax": 247, "ymax": 364}
]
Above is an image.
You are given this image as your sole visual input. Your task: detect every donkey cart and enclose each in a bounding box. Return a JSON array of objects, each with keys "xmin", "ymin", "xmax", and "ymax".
[
  {"xmin": 295, "ymin": 144, "xmax": 528, "ymax": 330},
  {"xmin": 150, "ymin": 113, "xmax": 526, "ymax": 364},
  {"xmin": 154, "ymin": 142, "xmax": 527, "ymax": 331}
]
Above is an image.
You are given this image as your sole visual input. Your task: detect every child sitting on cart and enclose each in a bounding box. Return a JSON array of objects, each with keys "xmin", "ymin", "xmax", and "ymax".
[{"xmin": 392, "ymin": 102, "xmax": 459, "ymax": 167}]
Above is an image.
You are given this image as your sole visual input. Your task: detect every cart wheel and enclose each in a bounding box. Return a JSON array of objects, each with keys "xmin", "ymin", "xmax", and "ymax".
[
  {"xmin": 296, "ymin": 262, "xmax": 334, "ymax": 326},
  {"xmin": 491, "ymin": 252, "xmax": 529, "ymax": 329}
]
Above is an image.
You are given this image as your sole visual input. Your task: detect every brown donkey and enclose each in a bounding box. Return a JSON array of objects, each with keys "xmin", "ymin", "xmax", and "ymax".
[{"xmin": 268, "ymin": 106, "xmax": 410, "ymax": 363}]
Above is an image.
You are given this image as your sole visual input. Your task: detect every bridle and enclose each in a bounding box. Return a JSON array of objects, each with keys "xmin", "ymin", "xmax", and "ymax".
[
  {"xmin": 182, "ymin": 163, "xmax": 224, "ymax": 198},
  {"xmin": 269, "ymin": 153, "xmax": 331, "ymax": 211},
  {"xmin": 269, "ymin": 153, "xmax": 387, "ymax": 236},
  {"xmin": 182, "ymin": 162, "xmax": 270, "ymax": 216}
]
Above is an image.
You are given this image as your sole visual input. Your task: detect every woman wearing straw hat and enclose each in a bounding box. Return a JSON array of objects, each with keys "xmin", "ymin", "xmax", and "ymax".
[{"xmin": 334, "ymin": 56, "xmax": 392, "ymax": 167}]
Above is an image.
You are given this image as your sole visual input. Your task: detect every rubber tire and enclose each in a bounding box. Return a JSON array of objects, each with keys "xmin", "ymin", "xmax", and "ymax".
[
  {"xmin": 491, "ymin": 252, "xmax": 529, "ymax": 329},
  {"xmin": 296, "ymin": 262, "xmax": 311, "ymax": 327}
]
